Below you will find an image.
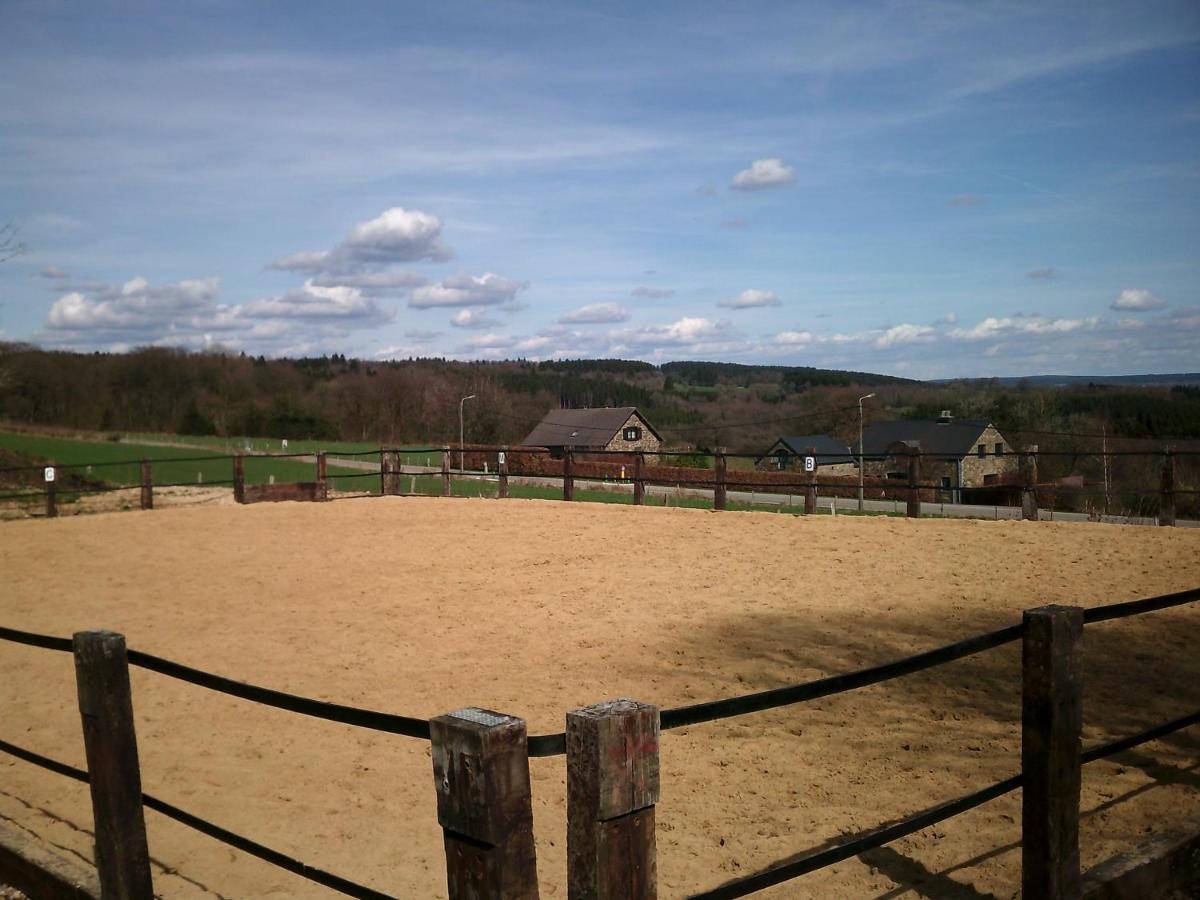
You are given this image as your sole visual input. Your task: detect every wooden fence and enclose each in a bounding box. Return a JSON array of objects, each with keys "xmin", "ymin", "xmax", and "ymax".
[
  {"xmin": 0, "ymin": 587, "xmax": 1197, "ymax": 899},
  {"xmin": 6, "ymin": 443, "xmax": 1193, "ymax": 526}
]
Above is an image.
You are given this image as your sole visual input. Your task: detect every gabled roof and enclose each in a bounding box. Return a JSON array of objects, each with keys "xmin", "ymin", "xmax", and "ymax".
[
  {"xmin": 767, "ymin": 435, "xmax": 855, "ymax": 465},
  {"xmin": 857, "ymin": 419, "xmax": 997, "ymax": 457},
  {"xmin": 522, "ymin": 407, "xmax": 660, "ymax": 448}
]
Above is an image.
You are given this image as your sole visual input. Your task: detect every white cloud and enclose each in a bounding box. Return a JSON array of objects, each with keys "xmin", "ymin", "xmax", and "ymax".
[
  {"xmin": 730, "ymin": 158, "xmax": 795, "ymax": 191},
  {"xmin": 409, "ymin": 272, "xmax": 526, "ymax": 309},
  {"xmin": 949, "ymin": 315, "xmax": 1098, "ymax": 340},
  {"xmin": 450, "ymin": 308, "xmax": 501, "ymax": 329},
  {"xmin": 1111, "ymin": 288, "xmax": 1166, "ymax": 311},
  {"xmin": 718, "ymin": 289, "xmax": 780, "ymax": 309},
  {"xmin": 47, "ymin": 275, "xmax": 220, "ymax": 331},
  {"xmin": 558, "ymin": 302, "xmax": 628, "ymax": 324},
  {"xmin": 771, "ymin": 330, "xmax": 815, "ymax": 346},
  {"xmin": 631, "ymin": 286, "xmax": 674, "ymax": 299},
  {"xmin": 242, "ymin": 280, "xmax": 388, "ymax": 320},
  {"xmin": 270, "ymin": 207, "xmax": 452, "ymax": 276},
  {"xmin": 613, "ymin": 316, "xmax": 744, "ymax": 352},
  {"xmin": 874, "ymin": 323, "xmax": 935, "ymax": 348},
  {"xmin": 310, "ymin": 269, "xmax": 427, "ymax": 295}
]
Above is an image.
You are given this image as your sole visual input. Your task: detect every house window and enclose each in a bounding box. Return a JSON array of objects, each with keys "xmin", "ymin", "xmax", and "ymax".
[
  {"xmin": 994, "ymin": 443, "xmax": 1003, "ymax": 456},
  {"xmin": 977, "ymin": 444, "xmax": 986, "ymax": 459},
  {"xmin": 983, "ymin": 473, "xmax": 998, "ymax": 485},
  {"xmin": 776, "ymin": 451, "xmax": 788, "ymax": 470},
  {"xmin": 623, "ymin": 426, "xmax": 641, "ymax": 442},
  {"xmin": 941, "ymin": 476, "xmax": 951, "ymax": 489},
  {"xmin": 886, "ymin": 471, "xmax": 906, "ymax": 480}
]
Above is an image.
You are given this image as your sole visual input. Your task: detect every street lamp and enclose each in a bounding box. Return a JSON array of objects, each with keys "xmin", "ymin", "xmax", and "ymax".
[
  {"xmin": 459, "ymin": 394, "xmax": 476, "ymax": 471},
  {"xmin": 857, "ymin": 392, "xmax": 876, "ymax": 511}
]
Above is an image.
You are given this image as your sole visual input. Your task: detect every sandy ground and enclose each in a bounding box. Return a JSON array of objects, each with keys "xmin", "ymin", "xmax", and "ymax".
[{"xmin": 1, "ymin": 498, "xmax": 1198, "ymax": 900}]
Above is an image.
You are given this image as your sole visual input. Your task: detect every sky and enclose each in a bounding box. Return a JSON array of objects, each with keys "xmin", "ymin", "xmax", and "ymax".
[{"xmin": 1, "ymin": 0, "xmax": 1198, "ymax": 379}]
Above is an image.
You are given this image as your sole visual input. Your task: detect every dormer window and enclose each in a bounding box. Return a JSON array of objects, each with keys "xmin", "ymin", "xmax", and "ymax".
[{"xmin": 623, "ymin": 426, "xmax": 641, "ymax": 441}]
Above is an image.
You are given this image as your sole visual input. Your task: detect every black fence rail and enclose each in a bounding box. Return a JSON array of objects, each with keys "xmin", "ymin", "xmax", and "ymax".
[{"xmin": 1, "ymin": 586, "xmax": 1197, "ymax": 898}]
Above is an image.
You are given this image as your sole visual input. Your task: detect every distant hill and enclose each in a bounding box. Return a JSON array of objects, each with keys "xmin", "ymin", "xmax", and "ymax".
[{"xmin": 932, "ymin": 373, "xmax": 1200, "ymax": 387}]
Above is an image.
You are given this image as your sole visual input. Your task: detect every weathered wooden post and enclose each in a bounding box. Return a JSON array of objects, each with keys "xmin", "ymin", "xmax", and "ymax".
[
  {"xmin": 1022, "ymin": 605, "xmax": 1083, "ymax": 900},
  {"xmin": 429, "ymin": 708, "xmax": 539, "ymax": 899},
  {"xmin": 567, "ymin": 699, "xmax": 659, "ymax": 900},
  {"xmin": 906, "ymin": 445, "xmax": 921, "ymax": 518},
  {"xmin": 804, "ymin": 446, "xmax": 818, "ymax": 515},
  {"xmin": 713, "ymin": 448, "xmax": 727, "ymax": 511},
  {"xmin": 1021, "ymin": 445, "xmax": 1039, "ymax": 521},
  {"xmin": 45, "ymin": 466, "xmax": 58, "ymax": 518},
  {"xmin": 233, "ymin": 454, "xmax": 245, "ymax": 504},
  {"xmin": 498, "ymin": 447, "xmax": 509, "ymax": 499},
  {"xmin": 564, "ymin": 447, "xmax": 575, "ymax": 501},
  {"xmin": 379, "ymin": 449, "xmax": 390, "ymax": 495},
  {"xmin": 442, "ymin": 446, "xmax": 452, "ymax": 497},
  {"xmin": 316, "ymin": 452, "xmax": 328, "ymax": 500},
  {"xmin": 139, "ymin": 459, "xmax": 153, "ymax": 510},
  {"xmin": 633, "ymin": 453, "xmax": 645, "ymax": 506},
  {"xmin": 73, "ymin": 631, "xmax": 154, "ymax": 899},
  {"xmin": 1158, "ymin": 449, "xmax": 1176, "ymax": 527}
]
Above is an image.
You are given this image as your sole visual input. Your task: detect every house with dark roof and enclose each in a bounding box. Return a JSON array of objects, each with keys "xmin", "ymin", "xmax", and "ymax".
[
  {"xmin": 758, "ymin": 435, "xmax": 856, "ymax": 475},
  {"xmin": 522, "ymin": 407, "xmax": 663, "ymax": 460},
  {"xmin": 855, "ymin": 413, "xmax": 1018, "ymax": 499}
]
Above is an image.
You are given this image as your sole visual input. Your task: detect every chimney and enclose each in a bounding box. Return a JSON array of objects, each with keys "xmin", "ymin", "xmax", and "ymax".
[{"xmin": 937, "ymin": 410, "xmax": 953, "ymax": 424}]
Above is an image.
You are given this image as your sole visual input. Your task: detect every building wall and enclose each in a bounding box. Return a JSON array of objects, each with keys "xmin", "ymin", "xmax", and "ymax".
[
  {"xmin": 601, "ymin": 411, "xmax": 663, "ymax": 458},
  {"xmin": 860, "ymin": 424, "xmax": 1018, "ymax": 488}
]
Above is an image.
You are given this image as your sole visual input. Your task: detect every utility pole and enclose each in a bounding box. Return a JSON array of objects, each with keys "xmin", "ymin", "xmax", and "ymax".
[{"xmin": 858, "ymin": 393, "xmax": 875, "ymax": 511}]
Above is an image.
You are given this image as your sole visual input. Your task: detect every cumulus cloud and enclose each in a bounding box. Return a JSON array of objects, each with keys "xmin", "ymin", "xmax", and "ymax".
[
  {"xmin": 949, "ymin": 315, "xmax": 1098, "ymax": 340},
  {"xmin": 47, "ymin": 275, "xmax": 220, "ymax": 331},
  {"xmin": 450, "ymin": 309, "xmax": 501, "ymax": 329},
  {"xmin": 612, "ymin": 317, "xmax": 745, "ymax": 354},
  {"xmin": 1111, "ymin": 288, "xmax": 1166, "ymax": 311},
  {"xmin": 631, "ymin": 286, "xmax": 674, "ymax": 299},
  {"xmin": 309, "ymin": 269, "xmax": 427, "ymax": 295},
  {"xmin": 1027, "ymin": 267, "xmax": 1057, "ymax": 280},
  {"xmin": 409, "ymin": 272, "xmax": 526, "ymax": 309},
  {"xmin": 874, "ymin": 323, "xmax": 936, "ymax": 349},
  {"xmin": 947, "ymin": 194, "xmax": 985, "ymax": 207},
  {"xmin": 241, "ymin": 280, "xmax": 389, "ymax": 321},
  {"xmin": 718, "ymin": 289, "xmax": 780, "ymax": 310},
  {"xmin": 271, "ymin": 207, "xmax": 452, "ymax": 277},
  {"xmin": 730, "ymin": 158, "xmax": 795, "ymax": 191},
  {"xmin": 558, "ymin": 302, "xmax": 628, "ymax": 324}
]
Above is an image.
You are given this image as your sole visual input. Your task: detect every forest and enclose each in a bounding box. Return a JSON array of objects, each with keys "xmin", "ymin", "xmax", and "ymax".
[{"xmin": 1, "ymin": 343, "xmax": 1198, "ymax": 456}]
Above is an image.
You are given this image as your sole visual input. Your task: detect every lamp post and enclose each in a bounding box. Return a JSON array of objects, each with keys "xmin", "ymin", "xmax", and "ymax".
[
  {"xmin": 459, "ymin": 394, "xmax": 476, "ymax": 472},
  {"xmin": 858, "ymin": 392, "xmax": 876, "ymax": 511}
]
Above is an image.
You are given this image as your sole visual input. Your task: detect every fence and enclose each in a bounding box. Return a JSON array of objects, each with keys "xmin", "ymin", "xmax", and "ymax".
[
  {"xmin": 1, "ymin": 442, "xmax": 1197, "ymax": 524},
  {"xmin": 0, "ymin": 586, "xmax": 1197, "ymax": 898}
]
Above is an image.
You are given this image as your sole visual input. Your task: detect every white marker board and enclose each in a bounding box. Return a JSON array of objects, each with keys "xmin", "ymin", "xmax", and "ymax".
[
  {"xmin": 44, "ymin": 467, "xmax": 56, "ymax": 483},
  {"xmin": 804, "ymin": 456, "xmax": 816, "ymax": 473},
  {"xmin": 497, "ymin": 451, "xmax": 506, "ymax": 465}
]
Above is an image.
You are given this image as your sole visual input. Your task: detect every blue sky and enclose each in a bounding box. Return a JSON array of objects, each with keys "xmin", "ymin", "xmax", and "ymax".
[{"xmin": 1, "ymin": 0, "xmax": 1198, "ymax": 378}]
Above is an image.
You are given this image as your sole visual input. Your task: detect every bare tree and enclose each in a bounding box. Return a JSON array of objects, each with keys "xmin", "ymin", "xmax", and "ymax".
[{"xmin": 0, "ymin": 221, "xmax": 26, "ymax": 263}]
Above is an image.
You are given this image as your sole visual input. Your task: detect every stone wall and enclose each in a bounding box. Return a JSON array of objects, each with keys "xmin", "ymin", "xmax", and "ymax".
[{"xmin": 601, "ymin": 411, "xmax": 664, "ymax": 456}]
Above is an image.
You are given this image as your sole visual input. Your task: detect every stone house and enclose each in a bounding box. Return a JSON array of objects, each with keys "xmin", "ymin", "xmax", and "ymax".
[
  {"xmin": 856, "ymin": 413, "xmax": 1018, "ymax": 501},
  {"xmin": 522, "ymin": 407, "xmax": 664, "ymax": 460},
  {"xmin": 757, "ymin": 435, "xmax": 857, "ymax": 476}
]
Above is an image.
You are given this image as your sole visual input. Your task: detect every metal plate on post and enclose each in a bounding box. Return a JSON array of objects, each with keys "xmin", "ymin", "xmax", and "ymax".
[
  {"xmin": 804, "ymin": 456, "xmax": 816, "ymax": 473},
  {"xmin": 498, "ymin": 452, "xmax": 506, "ymax": 465}
]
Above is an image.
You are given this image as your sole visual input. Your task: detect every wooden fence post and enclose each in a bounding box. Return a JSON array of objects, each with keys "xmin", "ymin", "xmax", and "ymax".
[
  {"xmin": 442, "ymin": 446, "xmax": 452, "ymax": 497},
  {"xmin": 713, "ymin": 448, "xmax": 727, "ymax": 511},
  {"xmin": 633, "ymin": 453, "xmax": 645, "ymax": 506},
  {"xmin": 567, "ymin": 699, "xmax": 659, "ymax": 900},
  {"xmin": 73, "ymin": 631, "xmax": 154, "ymax": 899},
  {"xmin": 1022, "ymin": 605, "xmax": 1083, "ymax": 900},
  {"xmin": 233, "ymin": 454, "xmax": 245, "ymax": 504},
  {"xmin": 430, "ymin": 708, "xmax": 539, "ymax": 900},
  {"xmin": 139, "ymin": 459, "xmax": 153, "ymax": 510},
  {"xmin": 45, "ymin": 466, "xmax": 58, "ymax": 518},
  {"xmin": 379, "ymin": 449, "xmax": 391, "ymax": 495},
  {"xmin": 1021, "ymin": 445, "xmax": 1039, "ymax": 521},
  {"xmin": 564, "ymin": 447, "xmax": 575, "ymax": 501},
  {"xmin": 906, "ymin": 446, "xmax": 921, "ymax": 518},
  {"xmin": 804, "ymin": 446, "xmax": 818, "ymax": 515},
  {"xmin": 316, "ymin": 452, "xmax": 328, "ymax": 500},
  {"xmin": 1158, "ymin": 449, "xmax": 1176, "ymax": 527},
  {"xmin": 498, "ymin": 447, "xmax": 509, "ymax": 499}
]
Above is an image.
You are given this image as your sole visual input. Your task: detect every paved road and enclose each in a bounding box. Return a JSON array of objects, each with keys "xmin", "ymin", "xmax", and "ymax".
[{"xmin": 313, "ymin": 455, "xmax": 1196, "ymax": 528}]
